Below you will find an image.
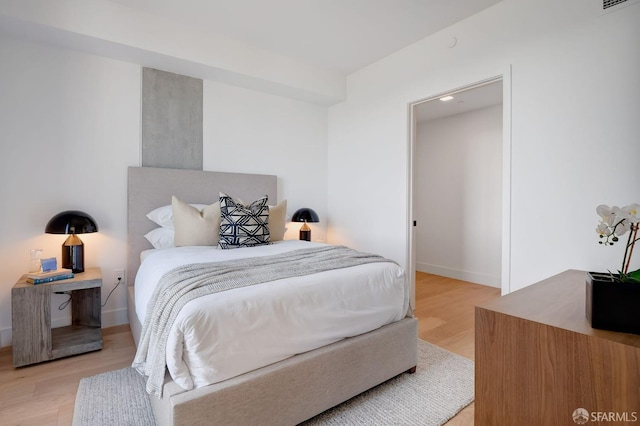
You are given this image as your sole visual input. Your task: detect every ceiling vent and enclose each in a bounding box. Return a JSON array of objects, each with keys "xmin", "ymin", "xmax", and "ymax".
[
  {"xmin": 599, "ymin": 0, "xmax": 640, "ymax": 14},
  {"xmin": 604, "ymin": 0, "xmax": 627, "ymax": 9}
]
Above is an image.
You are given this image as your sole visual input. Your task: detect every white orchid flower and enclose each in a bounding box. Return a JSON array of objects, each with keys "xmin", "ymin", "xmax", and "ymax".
[
  {"xmin": 596, "ymin": 204, "xmax": 613, "ymax": 220},
  {"xmin": 616, "ymin": 220, "xmax": 630, "ymax": 237},
  {"xmin": 611, "ymin": 206, "xmax": 628, "ymax": 223},
  {"xmin": 597, "ymin": 204, "xmax": 632, "ymax": 237},
  {"xmin": 596, "ymin": 222, "xmax": 611, "ymax": 236},
  {"xmin": 623, "ymin": 203, "xmax": 640, "ymax": 224},
  {"xmin": 596, "ymin": 202, "xmax": 640, "ymax": 278}
]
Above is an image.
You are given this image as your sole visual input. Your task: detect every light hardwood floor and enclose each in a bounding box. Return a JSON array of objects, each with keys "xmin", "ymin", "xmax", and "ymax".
[
  {"xmin": 415, "ymin": 272, "xmax": 501, "ymax": 425},
  {"xmin": 0, "ymin": 272, "xmax": 500, "ymax": 425}
]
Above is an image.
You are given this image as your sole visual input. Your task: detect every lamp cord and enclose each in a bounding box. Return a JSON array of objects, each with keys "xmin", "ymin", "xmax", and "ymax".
[
  {"xmin": 56, "ymin": 277, "xmax": 122, "ymax": 310},
  {"xmin": 102, "ymin": 277, "xmax": 122, "ymax": 307},
  {"xmin": 58, "ymin": 293, "xmax": 72, "ymax": 310}
]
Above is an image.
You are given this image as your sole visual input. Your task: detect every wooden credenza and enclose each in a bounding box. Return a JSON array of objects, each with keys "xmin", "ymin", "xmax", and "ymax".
[{"xmin": 475, "ymin": 270, "xmax": 640, "ymax": 425}]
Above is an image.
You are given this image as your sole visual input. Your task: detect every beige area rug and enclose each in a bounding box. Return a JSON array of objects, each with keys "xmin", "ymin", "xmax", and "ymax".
[{"xmin": 73, "ymin": 340, "xmax": 474, "ymax": 426}]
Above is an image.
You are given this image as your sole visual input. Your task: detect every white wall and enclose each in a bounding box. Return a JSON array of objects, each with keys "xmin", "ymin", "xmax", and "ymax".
[
  {"xmin": 0, "ymin": 35, "xmax": 141, "ymax": 347},
  {"xmin": 0, "ymin": 35, "xmax": 330, "ymax": 348},
  {"xmin": 203, "ymin": 81, "xmax": 328, "ymax": 242},
  {"xmin": 415, "ymin": 105, "xmax": 502, "ymax": 287},
  {"xmin": 328, "ymin": 0, "xmax": 640, "ymax": 292}
]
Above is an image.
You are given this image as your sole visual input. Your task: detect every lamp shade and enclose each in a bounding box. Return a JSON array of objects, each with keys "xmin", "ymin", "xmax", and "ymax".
[
  {"xmin": 45, "ymin": 211, "xmax": 98, "ymax": 273},
  {"xmin": 45, "ymin": 210, "xmax": 98, "ymax": 235},
  {"xmin": 291, "ymin": 208, "xmax": 319, "ymax": 223}
]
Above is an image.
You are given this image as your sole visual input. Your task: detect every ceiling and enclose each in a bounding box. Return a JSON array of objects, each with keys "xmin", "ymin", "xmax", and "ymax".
[
  {"xmin": 107, "ymin": 0, "xmax": 503, "ymax": 74},
  {"xmin": 415, "ymin": 80, "xmax": 503, "ymax": 122}
]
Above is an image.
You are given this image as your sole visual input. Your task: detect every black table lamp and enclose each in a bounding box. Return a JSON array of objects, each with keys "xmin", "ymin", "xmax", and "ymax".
[
  {"xmin": 291, "ymin": 208, "xmax": 319, "ymax": 241},
  {"xmin": 45, "ymin": 210, "xmax": 98, "ymax": 273}
]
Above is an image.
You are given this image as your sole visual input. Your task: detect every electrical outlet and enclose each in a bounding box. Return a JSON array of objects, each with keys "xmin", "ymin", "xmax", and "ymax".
[{"xmin": 115, "ymin": 269, "xmax": 125, "ymax": 286}]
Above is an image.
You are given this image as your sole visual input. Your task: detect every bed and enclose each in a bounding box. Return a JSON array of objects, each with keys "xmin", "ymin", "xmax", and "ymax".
[{"xmin": 126, "ymin": 166, "xmax": 418, "ymax": 426}]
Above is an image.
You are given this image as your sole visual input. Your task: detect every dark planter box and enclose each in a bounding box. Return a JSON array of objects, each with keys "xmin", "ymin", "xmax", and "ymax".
[{"xmin": 586, "ymin": 272, "xmax": 640, "ymax": 335}]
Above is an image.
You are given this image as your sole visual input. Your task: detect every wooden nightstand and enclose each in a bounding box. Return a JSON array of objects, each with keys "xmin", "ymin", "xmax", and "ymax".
[{"xmin": 11, "ymin": 267, "xmax": 103, "ymax": 367}]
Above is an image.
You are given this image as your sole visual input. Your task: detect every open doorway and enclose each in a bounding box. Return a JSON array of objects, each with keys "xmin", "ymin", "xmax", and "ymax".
[{"xmin": 407, "ymin": 73, "xmax": 512, "ymax": 299}]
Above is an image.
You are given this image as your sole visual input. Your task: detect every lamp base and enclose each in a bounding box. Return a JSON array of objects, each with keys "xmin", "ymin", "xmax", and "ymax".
[
  {"xmin": 299, "ymin": 222, "xmax": 311, "ymax": 241},
  {"xmin": 62, "ymin": 235, "xmax": 84, "ymax": 273},
  {"xmin": 299, "ymin": 230, "xmax": 311, "ymax": 241}
]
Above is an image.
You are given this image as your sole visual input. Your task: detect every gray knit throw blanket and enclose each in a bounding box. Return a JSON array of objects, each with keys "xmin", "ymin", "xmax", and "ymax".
[{"xmin": 132, "ymin": 245, "xmax": 397, "ymax": 397}]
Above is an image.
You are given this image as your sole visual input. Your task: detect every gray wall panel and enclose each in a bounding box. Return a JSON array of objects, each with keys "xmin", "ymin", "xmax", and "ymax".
[{"xmin": 141, "ymin": 68, "xmax": 203, "ymax": 170}]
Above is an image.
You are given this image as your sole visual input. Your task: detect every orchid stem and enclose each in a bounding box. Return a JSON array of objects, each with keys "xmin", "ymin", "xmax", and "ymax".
[{"xmin": 624, "ymin": 224, "xmax": 638, "ymax": 274}]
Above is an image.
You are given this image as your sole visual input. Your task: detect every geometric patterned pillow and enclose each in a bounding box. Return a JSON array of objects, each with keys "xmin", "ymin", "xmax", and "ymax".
[{"xmin": 218, "ymin": 192, "xmax": 271, "ymax": 249}]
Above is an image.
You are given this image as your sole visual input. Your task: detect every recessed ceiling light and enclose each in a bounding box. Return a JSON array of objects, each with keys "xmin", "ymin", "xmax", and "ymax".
[{"xmin": 440, "ymin": 96, "xmax": 454, "ymax": 101}]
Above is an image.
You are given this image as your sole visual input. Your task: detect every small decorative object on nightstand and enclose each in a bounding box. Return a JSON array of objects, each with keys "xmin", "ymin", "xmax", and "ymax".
[
  {"xmin": 45, "ymin": 210, "xmax": 98, "ymax": 273},
  {"xmin": 11, "ymin": 267, "xmax": 103, "ymax": 367},
  {"xmin": 292, "ymin": 208, "xmax": 319, "ymax": 241}
]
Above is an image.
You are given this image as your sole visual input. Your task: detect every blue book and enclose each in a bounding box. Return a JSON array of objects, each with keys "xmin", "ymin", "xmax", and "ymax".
[{"xmin": 27, "ymin": 272, "xmax": 74, "ymax": 284}]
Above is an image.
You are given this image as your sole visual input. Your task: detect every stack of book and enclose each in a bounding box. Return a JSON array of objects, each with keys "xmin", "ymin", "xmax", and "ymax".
[{"xmin": 26, "ymin": 269, "xmax": 74, "ymax": 284}]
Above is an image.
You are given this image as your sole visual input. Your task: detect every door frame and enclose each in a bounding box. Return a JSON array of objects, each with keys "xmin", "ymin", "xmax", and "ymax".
[{"xmin": 406, "ymin": 67, "xmax": 512, "ymax": 303}]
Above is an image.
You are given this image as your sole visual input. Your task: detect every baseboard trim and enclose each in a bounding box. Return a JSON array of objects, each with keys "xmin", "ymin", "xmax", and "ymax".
[
  {"xmin": 0, "ymin": 327, "xmax": 12, "ymax": 349},
  {"xmin": 102, "ymin": 307, "xmax": 129, "ymax": 328},
  {"xmin": 417, "ymin": 262, "xmax": 501, "ymax": 288}
]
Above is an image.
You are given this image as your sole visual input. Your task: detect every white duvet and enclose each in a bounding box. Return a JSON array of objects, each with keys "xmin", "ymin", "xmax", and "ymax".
[{"xmin": 134, "ymin": 240, "xmax": 409, "ymax": 391}]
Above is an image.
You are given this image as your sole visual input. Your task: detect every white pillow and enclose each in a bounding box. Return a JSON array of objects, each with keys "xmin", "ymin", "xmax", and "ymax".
[
  {"xmin": 147, "ymin": 203, "xmax": 208, "ymax": 229},
  {"xmin": 269, "ymin": 200, "xmax": 287, "ymax": 241},
  {"xmin": 173, "ymin": 196, "xmax": 221, "ymax": 246},
  {"xmin": 144, "ymin": 227, "xmax": 175, "ymax": 249}
]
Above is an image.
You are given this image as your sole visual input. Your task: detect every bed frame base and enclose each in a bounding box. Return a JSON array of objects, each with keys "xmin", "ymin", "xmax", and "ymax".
[
  {"xmin": 149, "ymin": 317, "xmax": 417, "ymax": 426},
  {"xmin": 129, "ymin": 274, "xmax": 418, "ymax": 425}
]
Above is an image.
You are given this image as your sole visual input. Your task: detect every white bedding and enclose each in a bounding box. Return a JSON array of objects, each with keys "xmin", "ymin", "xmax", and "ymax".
[{"xmin": 134, "ymin": 240, "xmax": 410, "ymax": 391}]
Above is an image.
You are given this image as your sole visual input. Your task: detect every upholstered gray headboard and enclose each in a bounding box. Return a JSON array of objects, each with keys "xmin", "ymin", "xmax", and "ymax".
[{"xmin": 127, "ymin": 166, "xmax": 277, "ymax": 286}]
